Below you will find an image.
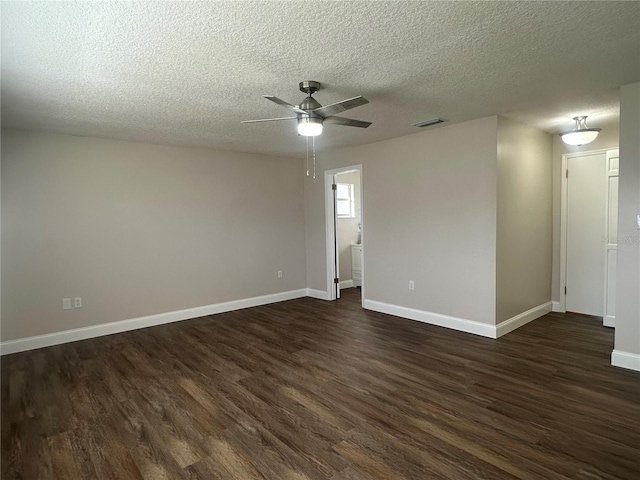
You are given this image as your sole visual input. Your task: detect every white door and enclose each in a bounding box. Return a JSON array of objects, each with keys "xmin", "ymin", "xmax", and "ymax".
[{"xmin": 566, "ymin": 152, "xmax": 607, "ymax": 316}]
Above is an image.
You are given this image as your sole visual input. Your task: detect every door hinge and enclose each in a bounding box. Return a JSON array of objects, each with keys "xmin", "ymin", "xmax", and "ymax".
[
  {"xmin": 566, "ymin": 170, "xmax": 568, "ymax": 178},
  {"xmin": 332, "ymin": 183, "xmax": 337, "ymax": 190},
  {"xmin": 334, "ymin": 278, "xmax": 340, "ymax": 284},
  {"xmin": 564, "ymin": 286, "xmax": 567, "ymax": 295}
]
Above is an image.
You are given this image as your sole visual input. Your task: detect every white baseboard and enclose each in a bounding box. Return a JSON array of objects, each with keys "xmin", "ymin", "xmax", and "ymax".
[
  {"xmin": 495, "ymin": 302, "xmax": 552, "ymax": 338},
  {"xmin": 0, "ymin": 289, "xmax": 308, "ymax": 356},
  {"xmin": 339, "ymin": 280, "xmax": 354, "ymax": 290},
  {"xmin": 552, "ymin": 301, "xmax": 562, "ymax": 312},
  {"xmin": 603, "ymin": 315, "xmax": 615, "ymax": 328},
  {"xmin": 364, "ymin": 299, "xmax": 552, "ymax": 339},
  {"xmin": 611, "ymin": 350, "xmax": 640, "ymax": 372},
  {"xmin": 305, "ymin": 288, "xmax": 330, "ymax": 300},
  {"xmin": 363, "ymin": 299, "xmax": 496, "ymax": 338}
]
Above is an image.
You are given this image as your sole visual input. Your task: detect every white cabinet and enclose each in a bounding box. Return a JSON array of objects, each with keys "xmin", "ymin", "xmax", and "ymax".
[{"xmin": 351, "ymin": 244, "xmax": 362, "ymax": 287}]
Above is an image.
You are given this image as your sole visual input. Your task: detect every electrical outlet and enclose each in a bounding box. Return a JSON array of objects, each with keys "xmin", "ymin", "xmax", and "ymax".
[
  {"xmin": 63, "ymin": 298, "xmax": 72, "ymax": 310},
  {"xmin": 74, "ymin": 297, "xmax": 82, "ymax": 308},
  {"xmin": 409, "ymin": 280, "xmax": 415, "ymax": 291},
  {"xmin": 277, "ymin": 270, "xmax": 283, "ymax": 279}
]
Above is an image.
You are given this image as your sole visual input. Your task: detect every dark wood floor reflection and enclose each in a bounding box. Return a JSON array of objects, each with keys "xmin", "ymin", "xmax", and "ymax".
[{"xmin": 2, "ymin": 288, "xmax": 639, "ymax": 479}]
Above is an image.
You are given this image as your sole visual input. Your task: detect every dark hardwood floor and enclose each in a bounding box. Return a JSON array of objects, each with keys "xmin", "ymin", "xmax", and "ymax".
[{"xmin": 2, "ymin": 288, "xmax": 639, "ymax": 479}]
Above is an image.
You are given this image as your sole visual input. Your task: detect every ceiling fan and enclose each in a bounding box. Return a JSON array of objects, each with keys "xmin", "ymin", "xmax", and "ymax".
[{"xmin": 242, "ymin": 81, "xmax": 372, "ymax": 136}]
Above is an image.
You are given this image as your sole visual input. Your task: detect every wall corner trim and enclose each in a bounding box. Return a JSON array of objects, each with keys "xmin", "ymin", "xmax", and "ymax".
[
  {"xmin": 363, "ymin": 299, "xmax": 497, "ymax": 338},
  {"xmin": 305, "ymin": 289, "xmax": 330, "ymax": 300},
  {"xmin": 495, "ymin": 302, "xmax": 553, "ymax": 338},
  {"xmin": 0, "ymin": 289, "xmax": 310, "ymax": 356},
  {"xmin": 611, "ymin": 349, "xmax": 640, "ymax": 372},
  {"xmin": 339, "ymin": 280, "xmax": 354, "ymax": 290}
]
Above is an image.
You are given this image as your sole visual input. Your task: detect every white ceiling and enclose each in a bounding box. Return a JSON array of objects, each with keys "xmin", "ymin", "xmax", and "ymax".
[{"xmin": 2, "ymin": 1, "xmax": 639, "ymax": 157}]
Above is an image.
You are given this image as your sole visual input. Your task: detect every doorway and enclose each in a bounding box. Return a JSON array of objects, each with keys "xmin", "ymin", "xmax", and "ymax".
[
  {"xmin": 560, "ymin": 148, "xmax": 619, "ymax": 325},
  {"xmin": 324, "ymin": 165, "xmax": 364, "ymax": 304}
]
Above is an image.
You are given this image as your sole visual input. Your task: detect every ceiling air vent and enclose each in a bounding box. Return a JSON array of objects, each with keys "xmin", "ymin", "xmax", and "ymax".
[{"xmin": 412, "ymin": 118, "xmax": 445, "ymax": 128}]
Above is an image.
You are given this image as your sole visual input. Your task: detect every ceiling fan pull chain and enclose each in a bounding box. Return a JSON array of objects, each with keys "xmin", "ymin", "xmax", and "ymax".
[
  {"xmin": 306, "ymin": 136, "xmax": 310, "ymax": 176},
  {"xmin": 312, "ymin": 136, "xmax": 316, "ymax": 179}
]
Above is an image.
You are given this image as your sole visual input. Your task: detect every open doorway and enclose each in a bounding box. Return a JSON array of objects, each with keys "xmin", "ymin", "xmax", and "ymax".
[{"xmin": 324, "ymin": 165, "xmax": 364, "ymax": 304}]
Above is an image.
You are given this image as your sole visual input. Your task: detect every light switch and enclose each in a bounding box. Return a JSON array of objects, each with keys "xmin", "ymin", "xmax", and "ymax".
[{"xmin": 63, "ymin": 298, "xmax": 72, "ymax": 310}]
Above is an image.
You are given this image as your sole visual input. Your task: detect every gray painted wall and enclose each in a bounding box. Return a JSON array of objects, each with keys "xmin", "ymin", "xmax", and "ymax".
[
  {"xmin": 1, "ymin": 129, "xmax": 306, "ymax": 341},
  {"xmin": 496, "ymin": 117, "xmax": 552, "ymax": 322},
  {"xmin": 614, "ymin": 82, "xmax": 640, "ymax": 358},
  {"xmin": 304, "ymin": 117, "xmax": 499, "ymax": 325},
  {"xmin": 1, "ymin": 114, "xmax": 562, "ymax": 344}
]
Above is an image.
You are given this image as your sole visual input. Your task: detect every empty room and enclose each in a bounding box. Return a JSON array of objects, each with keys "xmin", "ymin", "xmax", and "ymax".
[{"xmin": 1, "ymin": 1, "xmax": 639, "ymax": 479}]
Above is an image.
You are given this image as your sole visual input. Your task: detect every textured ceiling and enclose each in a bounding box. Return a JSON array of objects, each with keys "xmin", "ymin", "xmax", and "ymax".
[{"xmin": 2, "ymin": 1, "xmax": 639, "ymax": 157}]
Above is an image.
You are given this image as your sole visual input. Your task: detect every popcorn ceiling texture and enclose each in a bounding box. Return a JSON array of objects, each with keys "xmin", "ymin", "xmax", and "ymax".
[{"xmin": 1, "ymin": 1, "xmax": 638, "ymax": 156}]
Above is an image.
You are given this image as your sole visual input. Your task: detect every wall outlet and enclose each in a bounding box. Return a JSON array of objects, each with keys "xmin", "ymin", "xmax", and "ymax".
[
  {"xmin": 74, "ymin": 297, "xmax": 82, "ymax": 308},
  {"xmin": 409, "ymin": 280, "xmax": 415, "ymax": 291},
  {"xmin": 277, "ymin": 270, "xmax": 283, "ymax": 279},
  {"xmin": 63, "ymin": 298, "xmax": 72, "ymax": 310}
]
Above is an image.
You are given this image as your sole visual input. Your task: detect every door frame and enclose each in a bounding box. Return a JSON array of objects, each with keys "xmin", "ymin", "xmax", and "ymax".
[
  {"xmin": 324, "ymin": 165, "xmax": 364, "ymax": 304},
  {"xmin": 559, "ymin": 147, "xmax": 616, "ymax": 315},
  {"xmin": 603, "ymin": 149, "xmax": 619, "ymax": 327}
]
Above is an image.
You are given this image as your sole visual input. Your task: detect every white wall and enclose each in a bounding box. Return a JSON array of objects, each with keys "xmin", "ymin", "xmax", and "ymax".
[
  {"xmin": 496, "ymin": 117, "xmax": 552, "ymax": 322},
  {"xmin": 305, "ymin": 117, "xmax": 499, "ymax": 325},
  {"xmin": 1, "ymin": 129, "xmax": 306, "ymax": 342},
  {"xmin": 551, "ymin": 120, "xmax": 620, "ymax": 303},
  {"xmin": 613, "ymin": 82, "xmax": 640, "ymax": 367},
  {"xmin": 335, "ymin": 170, "xmax": 361, "ymax": 283}
]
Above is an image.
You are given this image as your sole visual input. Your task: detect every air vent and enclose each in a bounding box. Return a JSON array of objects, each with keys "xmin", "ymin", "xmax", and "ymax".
[{"xmin": 412, "ymin": 118, "xmax": 445, "ymax": 128}]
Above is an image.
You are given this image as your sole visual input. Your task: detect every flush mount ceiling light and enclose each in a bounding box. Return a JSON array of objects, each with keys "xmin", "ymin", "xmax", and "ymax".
[
  {"xmin": 297, "ymin": 116, "xmax": 323, "ymax": 136},
  {"xmin": 560, "ymin": 116, "xmax": 601, "ymax": 146}
]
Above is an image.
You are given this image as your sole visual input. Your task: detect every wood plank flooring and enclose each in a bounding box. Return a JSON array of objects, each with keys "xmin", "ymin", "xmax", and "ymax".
[{"xmin": 2, "ymin": 288, "xmax": 639, "ymax": 479}]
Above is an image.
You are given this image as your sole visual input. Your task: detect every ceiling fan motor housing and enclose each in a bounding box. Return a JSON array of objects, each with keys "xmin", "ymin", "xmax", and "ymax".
[{"xmin": 299, "ymin": 96, "xmax": 322, "ymax": 114}]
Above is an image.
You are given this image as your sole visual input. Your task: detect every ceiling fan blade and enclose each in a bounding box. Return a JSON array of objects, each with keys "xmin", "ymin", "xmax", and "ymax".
[
  {"xmin": 324, "ymin": 116, "xmax": 372, "ymax": 128},
  {"xmin": 241, "ymin": 116, "xmax": 297, "ymax": 123},
  {"xmin": 263, "ymin": 96, "xmax": 307, "ymax": 114},
  {"xmin": 313, "ymin": 96, "xmax": 369, "ymax": 118}
]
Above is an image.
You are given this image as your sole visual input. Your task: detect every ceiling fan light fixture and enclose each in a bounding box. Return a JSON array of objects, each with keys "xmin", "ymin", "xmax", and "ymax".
[
  {"xmin": 560, "ymin": 116, "xmax": 601, "ymax": 146},
  {"xmin": 298, "ymin": 116, "xmax": 323, "ymax": 136}
]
